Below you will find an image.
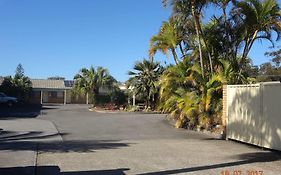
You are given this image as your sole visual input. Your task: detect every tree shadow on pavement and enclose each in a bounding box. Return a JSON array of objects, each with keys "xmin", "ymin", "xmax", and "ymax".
[
  {"xmin": 0, "ymin": 129, "xmax": 132, "ymax": 153},
  {"xmin": 0, "ymin": 140, "xmax": 131, "ymax": 153},
  {"xmin": 37, "ymin": 140, "xmax": 132, "ymax": 153},
  {"xmin": 0, "ymin": 104, "xmax": 57, "ymax": 119},
  {"xmin": 137, "ymin": 152, "xmax": 281, "ymax": 175},
  {"xmin": 0, "ymin": 130, "xmax": 64, "ymax": 142},
  {"xmin": 0, "ymin": 166, "xmax": 130, "ymax": 175}
]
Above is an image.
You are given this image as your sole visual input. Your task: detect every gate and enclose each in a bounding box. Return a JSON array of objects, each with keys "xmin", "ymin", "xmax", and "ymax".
[{"xmin": 225, "ymin": 82, "xmax": 281, "ymax": 151}]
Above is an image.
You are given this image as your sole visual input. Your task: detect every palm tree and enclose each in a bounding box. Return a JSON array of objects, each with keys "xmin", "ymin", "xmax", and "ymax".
[
  {"xmin": 158, "ymin": 58, "xmax": 195, "ymax": 127},
  {"xmin": 158, "ymin": 57, "xmax": 192, "ymax": 104},
  {"xmin": 213, "ymin": 0, "xmax": 237, "ymax": 22},
  {"xmin": 202, "ymin": 16, "xmax": 241, "ymax": 74},
  {"xmin": 233, "ymin": 0, "xmax": 281, "ymax": 64},
  {"xmin": 153, "ymin": 0, "xmax": 281, "ymax": 130},
  {"xmin": 149, "ymin": 19, "xmax": 182, "ymax": 65},
  {"xmin": 95, "ymin": 67, "xmax": 117, "ymax": 95},
  {"xmin": 164, "ymin": 0, "xmax": 214, "ymax": 75},
  {"xmin": 159, "ymin": 59, "xmax": 227, "ymax": 129},
  {"xmin": 191, "ymin": 0, "xmax": 209, "ymax": 76},
  {"xmin": 127, "ymin": 59, "xmax": 163, "ymax": 109},
  {"xmin": 73, "ymin": 66, "xmax": 116, "ymax": 105},
  {"xmin": 186, "ymin": 64, "xmax": 227, "ymax": 127}
]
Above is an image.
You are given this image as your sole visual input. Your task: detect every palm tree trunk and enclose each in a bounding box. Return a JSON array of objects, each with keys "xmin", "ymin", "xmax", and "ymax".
[
  {"xmin": 247, "ymin": 30, "xmax": 258, "ymax": 56},
  {"xmin": 150, "ymin": 57, "xmax": 154, "ymax": 63},
  {"xmin": 197, "ymin": 16, "xmax": 213, "ymax": 74},
  {"xmin": 241, "ymin": 30, "xmax": 258, "ymax": 66},
  {"xmin": 223, "ymin": 8, "xmax": 227, "ymax": 24},
  {"xmin": 191, "ymin": 3, "xmax": 204, "ymax": 78},
  {"xmin": 196, "ymin": 28, "xmax": 204, "ymax": 78},
  {"xmin": 195, "ymin": 16, "xmax": 213, "ymax": 74},
  {"xmin": 223, "ymin": 5, "xmax": 233, "ymax": 64},
  {"xmin": 207, "ymin": 50, "xmax": 213, "ymax": 74},
  {"xmin": 146, "ymin": 88, "xmax": 150, "ymax": 109},
  {"xmin": 191, "ymin": 1, "xmax": 214, "ymax": 74},
  {"xmin": 238, "ymin": 30, "xmax": 258, "ymax": 78},
  {"xmin": 179, "ymin": 42, "xmax": 185, "ymax": 58},
  {"xmin": 241, "ymin": 39, "xmax": 249, "ymax": 62},
  {"xmin": 93, "ymin": 87, "xmax": 99, "ymax": 105},
  {"xmin": 171, "ymin": 48, "xmax": 179, "ymax": 65}
]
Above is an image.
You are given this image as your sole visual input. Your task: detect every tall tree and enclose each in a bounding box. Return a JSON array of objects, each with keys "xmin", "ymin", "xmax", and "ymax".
[
  {"xmin": 265, "ymin": 48, "xmax": 281, "ymax": 67},
  {"xmin": 147, "ymin": 0, "xmax": 281, "ymax": 129},
  {"xmin": 158, "ymin": 58, "xmax": 226, "ymax": 129},
  {"xmin": 257, "ymin": 48, "xmax": 281, "ymax": 81},
  {"xmin": 164, "ymin": 0, "xmax": 214, "ymax": 75},
  {"xmin": 0, "ymin": 64, "xmax": 32, "ymax": 102},
  {"xmin": 233, "ymin": 0, "xmax": 281, "ymax": 64},
  {"xmin": 149, "ymin": 19, "xmax": 181, "ymax": 64},
  {"xmin": 127, "ymin": 59, "xmax": 163, "ymax": 109},
  {"xmin": 73, "ymin": 66, "xmax": 116, "ymax": 105}
]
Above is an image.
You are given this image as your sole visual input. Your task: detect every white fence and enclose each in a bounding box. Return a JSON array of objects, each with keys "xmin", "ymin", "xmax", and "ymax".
[{"xmin": 225, "ymin": 82, "xmax": 281, "ymax": 151}]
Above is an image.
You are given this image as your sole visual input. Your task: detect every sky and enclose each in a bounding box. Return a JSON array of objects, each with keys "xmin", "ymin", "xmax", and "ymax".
[{"xmin": 0, "ymin": 0, "xmax": 279, "ymax": 82}]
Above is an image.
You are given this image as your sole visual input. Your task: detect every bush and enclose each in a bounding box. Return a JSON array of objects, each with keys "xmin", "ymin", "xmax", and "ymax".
[
  {"xmin": 110, "ymin": 89, "xmax": 127, "ymax": 105},
  {"xmin": 95, "ymin": 94, "xmax": 111, "ymax": 105},
  {"xmin": 0, "ymin": 75, "xmax": 32, "ymax": 103}
]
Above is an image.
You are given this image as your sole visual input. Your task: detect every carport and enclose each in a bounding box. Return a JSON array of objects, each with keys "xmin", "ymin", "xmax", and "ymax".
[{"xmin": 30, "ymin": 79, "xmax": 71, "ymax": 104}]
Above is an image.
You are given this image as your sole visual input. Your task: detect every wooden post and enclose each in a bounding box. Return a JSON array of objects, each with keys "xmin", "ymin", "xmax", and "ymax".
[
  {"xmin": 127, "ymin": 96, "xmax": 130, "ymax": 105},
  {"xmin": 133, "ymin": 93, "xmax": 136, "ymax": 107},
  {"xmin": 64, "ymin": 90, "xmax": 67, "ymax": 105},
  {"xmin": 222, "ymin": 85, "xmax": 227, "ymax": 140}
]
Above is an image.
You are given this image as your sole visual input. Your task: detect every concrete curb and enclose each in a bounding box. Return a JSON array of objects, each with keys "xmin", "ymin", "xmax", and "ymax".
[
  {"xmin": 90, "ymin": 108, "xmax": 165, "ymax": 115},
  {"xmin": 89, "ymin": 109, "xmax": 124, "ymax": 114}
]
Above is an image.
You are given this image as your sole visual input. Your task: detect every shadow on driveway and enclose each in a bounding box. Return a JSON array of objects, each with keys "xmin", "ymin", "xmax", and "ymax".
[
  {"xmin": 0, "ymin": 128, "xmax": 131, "ymax": 153},
  {"xmin": 0, "ymin": 133, "xmax": 132, "ymax": 153},
  {"xmin": 0, "ymin": 130, "xmax": 64, "ymax": 142},
  {"xmin": 0, "ymin": 152, "xmax": 279, "ymax": 175},
  {"xmin": 0, "ymin": 166, "xmax": 129, "ymax": 175},
  {"xmin": 0, "ymin": 140, "xmax": 131, "ymax": 153},
  {"xmin": 0, "ymin": 104, "xmax": 58, "ymax": 119},
  {"xmin": 0, "ymin": 131, "xmax": 131, "ymax": 152},
  {"xmin": 138, "ymin": 152, "xmax": 281, "ymax": 175}
]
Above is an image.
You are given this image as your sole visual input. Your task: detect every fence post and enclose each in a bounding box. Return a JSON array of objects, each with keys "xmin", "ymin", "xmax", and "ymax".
[
  {"xmin": 222, "ymin": 85, "xmax": 228, "ymax": 140},
  {"xmin": 259, "ymin": 83, "xmax": 264, "ymax": 147}
]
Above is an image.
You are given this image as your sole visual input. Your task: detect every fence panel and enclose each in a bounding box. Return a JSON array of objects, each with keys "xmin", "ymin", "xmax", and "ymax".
[
  {"xmin": 262, "ymin": 84, "xmax": 281, "ymax": 150},
  {"xmin": 226, "ymin": 83, "xmax": 281, "ymax": 151},
  {"xmin": 226, "ymin": 85, "xmax": 262, "ymax": 147}
]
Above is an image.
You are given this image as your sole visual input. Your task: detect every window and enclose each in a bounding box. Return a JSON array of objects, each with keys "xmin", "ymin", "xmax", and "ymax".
[
  {"xmin": 57, "ymin": 91, "xmax": 64, "ymax": 98},
  {"xmin": 49, "ymin": 91, "xmax": 57, "ymax": 98}
]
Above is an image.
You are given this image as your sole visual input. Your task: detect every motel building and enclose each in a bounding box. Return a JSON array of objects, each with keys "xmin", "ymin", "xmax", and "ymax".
[
  {"xmin": 30, "ymin": 79, "xmax": 85, "ymax": 104},
  {"xmin": 0, "ymin": 77, "xmax": 135, "ymax": 105}
]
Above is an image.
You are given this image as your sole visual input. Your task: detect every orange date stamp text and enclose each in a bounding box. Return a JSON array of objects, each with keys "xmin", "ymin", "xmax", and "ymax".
[{"xmin": 221, "ymin": 169, "xmax": 263, "ymax": 175}]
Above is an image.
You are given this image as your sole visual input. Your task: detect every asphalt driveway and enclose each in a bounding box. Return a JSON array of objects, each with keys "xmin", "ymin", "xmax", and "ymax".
[
  {"xmin": 38, "ymin": 105, "xmax": 209, "ymax": 141},
  {"xmin": 1, "ymin": 104, "xmax": 281, "ymax": 175}
]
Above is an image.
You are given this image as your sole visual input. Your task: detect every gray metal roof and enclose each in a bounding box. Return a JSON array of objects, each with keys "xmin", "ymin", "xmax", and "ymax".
[
  {"xmin": 31, "ymin": 79, "xmax": 70, "ymax": 89},
  {"xmin": 1, "ymin": 78, "xmax": 74, "ymax": 90}
]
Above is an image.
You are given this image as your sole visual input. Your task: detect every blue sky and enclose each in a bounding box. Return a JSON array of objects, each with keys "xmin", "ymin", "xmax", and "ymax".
[{"xmin": 0, "ymin": 0, "xmax": 279, "ymax": 82}]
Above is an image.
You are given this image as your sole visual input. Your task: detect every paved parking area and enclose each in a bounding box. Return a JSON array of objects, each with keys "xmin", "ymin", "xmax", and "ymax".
[{"xmin": 1, "ymin": 104, "xmax": 280, "ymax": 174}]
